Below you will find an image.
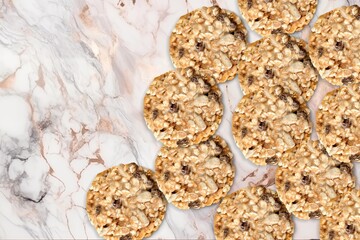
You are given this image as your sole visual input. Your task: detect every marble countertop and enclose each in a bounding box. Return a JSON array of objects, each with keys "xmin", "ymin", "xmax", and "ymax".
[{"xmin": 0, "ymin": 0, "xmax": 359, "ymax": 239}]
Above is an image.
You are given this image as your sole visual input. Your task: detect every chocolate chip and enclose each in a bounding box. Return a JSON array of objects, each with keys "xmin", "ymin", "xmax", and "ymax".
[
  {"xmin": 223, "ymin": 227, "xmax": 229, "ymax": 237},
  {"xmin": 346, "ymin": 224, "xmax": 355, "ymax": 234},
  {"xmin": 264, "ymin": 69, "xmax": 274, "ymax": 79},
  {"xmin": 247, "ymin": 0, "xmax": 252, "ymax": 9},
  {"xmin": 241, "ymin": 127, "xmax": 248, "ymax": 138},
  {"xmin": 195, "ymin": 41, "xmax": 205, "ymax": 51},
  {"xmin": 247, "ymin": 76, "xmax": 254, "ymax": 86},
  {"xmin": 318, "ymin": 47, "xmax": 324, "ymax": 57},
  {"xmin": 152, "ymin": 109, "xmax": 159, "ymax": 120},
  {"xmin": 177, "ymin": 138, "xmax": 189, "ymax": 147},
  {"xmin": 95, "ymin": 205, "xmax": 101, "ymax": 215},
  {"xmin": 271, "ymin": 28, "xmax": 282, "ymax": 34},
  {"xmin": 178, "ymin": 48, "xmax": 185, "ymax": 58},
  {"xmin": 188, "ymin": 200, "xmax": 201, "ymax": 209},
  {"xmin": 103, "ymin": 224, "xmax": 109, "ymax": 228},
  {"xmin": 284, "ymin": 181, "xmax": 291, "ymax": 191},
  {"xmin": 217, "ymin": 13, "xmax": 227, "ymax": 22},
  {"xmin": 151, "ymin": 188, "xmax": 162, "ymax": 198},
  {"xmin": 342, "ymin": 118, "xmax": 351, "ymax": 128},
  {"xmin": 325, "ymin": 124, "xmax": 331, "ymax": 135},
  {"xmin": 219, "ymin": 154, "xmax": 231, "ymax": 164},
  {"xmin": 301, "ymin": 175, "xmax": 311, "ymax": 185},
  {"xmin": 113, "ymin": 199, "xmax": 122, "ymax": 208},
  {"xmin": 338, "ymin": 163, "xmax": 352, "ymax": 174},
  {"xmin": 258, "ymin": 121, "xmax": 268, "ymax": 131},
  {"xmin": 169, "ymin": 103, "xmax": 179, "ymax": 113},
  {"xmin": 240, "ymin": 221, "xmax": 250, "ymax": 231},
  {"xmin": 266, "ymin": 156, "xmax": 278, "ymax": 164},
  {"xmin": 120, "ymin": 234, "xmax": 132, "ymax": 240},
  {"xmin": 309, "ymin": 210, "xmax": 321, "ymax": 219},
  {"xmin": 328, "ymin": 230, "xmax": 335, "ymax": 240},
  {"xmin": 233, "ymin": 28, "xmax": 246, "ymax": 41},
  {"xmin": 208, "ymin": 91, "xmax": 220, "ymax": 102},
  {"xmin": 335, "ymin": 41, "xmax": 344, "ymax": 51},
  {"xmin": 349, "ymin": 154, "xmax": 360, "ymax": 161},
  {"xmin": 181, "ymin": 165, "xmax": 191, "ymax": 175},
  {"xmin": 296, "ymin": 110, "xmax": 308, "ymax": 119},
  {"xmin": 164, "ymin": 171, "xmax": 170, "ymax": 181},
  {"xmin": 342, "ymin": 76, "xmax": 354, "ymax": 85}
]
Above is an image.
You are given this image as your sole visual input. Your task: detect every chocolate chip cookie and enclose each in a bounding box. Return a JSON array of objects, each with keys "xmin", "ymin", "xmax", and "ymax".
[
  {"xmin": 155, "ymin": 135, "xmax": 235, "ymax": 209},
  {"xmin": 144, "ymin": 68, "xmax": 223, "ymax": 147},
  {"xmin": 169, "ymin": 6, "xmax": 247, "ymax": 83}
]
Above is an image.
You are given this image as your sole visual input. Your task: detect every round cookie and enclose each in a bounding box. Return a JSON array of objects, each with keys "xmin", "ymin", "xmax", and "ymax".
[
  {"xmin": 86, "ymin": 163, "xmax": 167, "ymax": 240},
  {"xmin": 237, "ymin": 0, "xmax": 317, "ymax": 36},
  {"xmin": 238, "ymin": 33, "xmax": 318, "ymax": 102},
  {"xmin": 276, "ymin": 140, "xmax": 354, "ymax": 220},
  {"xmin": 214, "ymin": 186, "xmax": 294, "ymax": 240},
  {"xmin": 169, "ymin": 6, "xmax": 247, "ymax": 83},
  {"xmin": 309, "ymin": 5, "xmax": 360, "ymax": 86},
  {"xmin": 155, "ymin": 135, "xmax": 235, "ymax": 209},
  {"xmin": 232, "ymin": 85, "xmax": 312, "ymax": 165},
  {"xmin": 320, "ymin": 190, "xmax": 360, "ymax": 240},
  {"xmin": 143, "ymin": 68, "xmax": 223, "ymax": 148},
  {"xmin": 316, "ymin": 83, "xmax": 360, "ymax": 163}
]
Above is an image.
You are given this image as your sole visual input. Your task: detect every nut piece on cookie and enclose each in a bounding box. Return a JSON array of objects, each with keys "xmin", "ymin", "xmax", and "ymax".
[
  {"xmin": 169, "ymin": 6, "xmax": 247, "ymax": 83},
  {"xmin": 237, "ymin": 0, "xmax": 317, "ymax": 36},
  {"xmin": 309, "ymin": 5, "xmax": 360, "ymax": 86},
  {"xmin": 155, "ymin": 135, "xmax": 235, "ymax": 209},
  {"xmin": 214, "ymin": 186, "xmax": 294, "ymax": 239},
  {"xmin": 144, "ymin": 68, "xmax": 223, "ymax": 148},
  {"xmin": 316, "ymin": 83, "xmax": 360, "ymax": 163},
  {"xmin": 86, "ymin": 163, "xmax": 167, "ymax": 240},
  {"xmin": 232, "ymin": 86, "xmax": 311, "ymax": 165}
]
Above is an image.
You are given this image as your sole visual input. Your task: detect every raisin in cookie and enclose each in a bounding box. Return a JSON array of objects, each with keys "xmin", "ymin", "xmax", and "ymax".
[
  {"xmin": 238, "ymin": 33, "xmax": 318, "ymax": 102},
  {"xmin": 232, "ymin": 86, "xmax": 311, "ymax": 165},
  {"xmin": 320, "ymin": 190, "xmax": 360, "ymax": 240},
  {"xmin": 169, "ymin": 6, "xmax": 247, "ymax": 83},
  {"xmin": 316, "ymin": 83, "xmax": 360, "ymax": 163},
  {"xmin": 155, "ymin": 135, "xmax": 234, "ymax": 209},
  {"xmin": 86, "ymin": 163, "xmax": 167, "ymax": 240},
  {"xmin": 309, "ymin": 5, "xmax": 360, "ymax": 86},
  {"xmin": 276, "ymin": 140, "xmax": 354, "ymax": 220},
  {"xmin": 237, "ymin": 0, "xmax": 317, "ymax": 36},
  {"xmin": 144, "ymin": 68, "xmax": 223, "ymax": 148},
  {"xmin": 214, "ymin": 186, "xmax": 294, "ymax": 240}
]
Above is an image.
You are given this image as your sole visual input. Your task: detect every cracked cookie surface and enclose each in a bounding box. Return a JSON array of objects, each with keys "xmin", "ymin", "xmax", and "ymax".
[
  {"xmin": 276, "ymin": 140, "xmax": 354, "ymax": 220},
  {"xmin": 316, "ymin": 83, "xmax": 360, "ymax": 163},
  {"xmin": 238, "ymin": 33, "xmax": 318, "ymax": 102},
  {"xmin": 143, "ymin": 68, "xmax": 223, "ymax": 148},
  {"xmin": 232, "ymin": 86, "xmax": 311, "ymax": 165},
  {"xmin": 309, "ymin": 5, "xmax": 360, "ymax": 86},
  {"xmin": 214, "ymin": 186, "xmax": 294, "ymax": 240},
  {"xmin": 320, "ymin": 190, "xmax": 360, "ymax": 240},
  {"xmin": 86, "ymin": 163, "xmax": 167, "ymax": 240},
  {"xmin": 169, "ymin": 6, "xmax": 247, "ymax": 83},
  {"xmin": 155, "ymin": 135, "xmax": 235, "ymax": 209},
  {"xmin": 237, "ymin": 0, "xmax": 317, "ymax": 36}
]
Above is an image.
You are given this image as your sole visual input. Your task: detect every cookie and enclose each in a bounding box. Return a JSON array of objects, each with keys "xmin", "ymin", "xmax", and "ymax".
[
  {"xmin": 155, "ymin": 135, "xmax": 235, "ymax": 209},
  {"xmin": 316, "ymin": 83, "xmax": 360, "ymax": 163},
  {"xmin": 86, "ymin": 163, "xmax": 167, "ymax": 240},
  {"xmin": 320, "ymin": 190, "xmax": 360, "ymax": 240},
  {"xmin": 309, "ymin": 5, "xmax": 360, "ymax": 86},
  {"xmin": 232, "ymin": 86, "xmax": 312, "ymax": 165},
  {"xmin": 238, "ymin": 33, "xmax": 318, "ymax": 102},
  {"xmin": 169, "ymin": 6, "xmax": 247, "ymax": 83},
  {"xmin": 237, "ymin": 0, "xmax": 317, "ymax": 36},
  {"xmin": 276, "ymin": 140, "xmax": 354, "ymax": 220},
  {"xmin": 214, "ymin": 186, "xmax": 294, "ymax": 240},
  {"xmin": 143, "ymin": 68, "xmax": 223, "ymax": 148}
]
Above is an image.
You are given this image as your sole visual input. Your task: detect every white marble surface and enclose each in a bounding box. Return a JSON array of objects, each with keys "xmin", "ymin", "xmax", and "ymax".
[{"xmin": 0, "ymin": 0, "xmax": 359, "ymax": 239}]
